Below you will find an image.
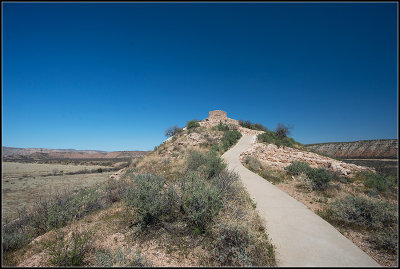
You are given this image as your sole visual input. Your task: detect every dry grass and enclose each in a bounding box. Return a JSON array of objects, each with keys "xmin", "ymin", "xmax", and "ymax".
[
  {"xmin": 2, "ymin": 164, "xmax": 113, "ymax": 221},
  {"xmin": 7, "ymin": 202, "xmax": 201, "ymax": 267},
  {"xmin": 2, "ymin": 162, "xmax": 113, "ymax": 178}
]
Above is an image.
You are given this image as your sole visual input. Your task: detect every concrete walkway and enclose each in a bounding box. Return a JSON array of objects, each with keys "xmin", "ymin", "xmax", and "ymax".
[{"xmin": 222, "ymin": 135, "xmax": 380, "ymax": 267}]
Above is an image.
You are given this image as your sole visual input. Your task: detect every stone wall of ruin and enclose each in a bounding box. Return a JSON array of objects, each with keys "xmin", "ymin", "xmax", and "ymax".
[{"xmin": 200, "ymin": 110, "xmax": 239, "ymax": 127}]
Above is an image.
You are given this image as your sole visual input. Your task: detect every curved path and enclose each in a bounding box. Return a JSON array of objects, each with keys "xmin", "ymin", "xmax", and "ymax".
[{"xmin": 222, "ymin": 135, "xmax": 380, "ymax": 267}]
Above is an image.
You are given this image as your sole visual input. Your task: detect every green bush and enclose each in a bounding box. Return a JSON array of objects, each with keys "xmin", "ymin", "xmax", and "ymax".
[
  {"xmin": 285, "ymin": 162, "xmax": 332, "ymax": 191},
  {"xmin": 186, "ymin": 150, "xmax": 227, "ymax": 179},
  {"xmin": 186, "ymin": 120, "xmax": 200, "ymax": 129},
  {"xmin": 47, "ymin": 188, "xmax": 103, "ymax": 229},
  {"xmin": 244, "ymin": 156, "xmax": 261, "ymax": 172},
  {"xmin": 211, "ymin": 144, "xmax": 220, "ymax": 152},
  {"xmin": 322, "ymin": 195, "xmax": 397, "ymax": 229},
  {"xmin": 361, "ymin": 172, "xmax": 395, "ymax": 193},
  {"xmin": 180, "ymin": 175, "xmax": 222, "ymax": 232},
  {"xmin": 367, "ymin": 228, "xmax": 398, "ymax": 254},
  {"xmin": 209, "ymin": 222, "xmax": 275, "ymax": 266},
  {"xmin": 257, "ymin": 130, "xmax": 278, "ymax": 145},
  {"xmin": 238, "ymin": 120, "xmax": 267, "ymax": 131},
  {"xmin": 307, "ymin": 168, "xmax": 332, "ymax": 191},
  {"xmin": 2, "ymin": 224, "xmax": 30, "ymax": 252},
  {"xmin": 285, "ymin": 161, "xmax": 312, "ymax": 176},
  {"xmin": 95, "ymin": 246, "xmax": 152, "ymax": 267},
  {"xmin": 187, "ymin": 150, "xmax": 207, "ymax": 171},
  {"xmin": 104, "ymin": 178, "xmax": 130, "ymax": 203},
  {"xmin": 43, "ymin": 229, "xmax": 92, "ymax": 266},
  {"xmin": 212, "ymin": 170, "xmax": 240, "ymax": 195},
  {"xmin": 124, "ymin": 174, "xmax": 172, "ymax": 228},
  {"xmin": 216, "ymin": 122, "xmax": 230, "ymax": 131},
  {"xmin": 220, "ymin": 130, "xmax": 242, "ymax": 152},
  {"xmin": 258, "ymin": 129, "xmax": 300, "ymax": 148}
]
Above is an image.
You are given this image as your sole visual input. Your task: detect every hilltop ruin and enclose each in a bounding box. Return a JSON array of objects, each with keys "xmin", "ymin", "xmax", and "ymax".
[{"xmin": 200, "ymin": 110, "xmax": 239, "ymax": 127}]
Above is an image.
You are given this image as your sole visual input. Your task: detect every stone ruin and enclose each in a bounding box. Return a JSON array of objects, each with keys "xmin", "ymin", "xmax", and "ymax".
[{"xmin": 200, "ymin": 110, "xmax": 239, "ymax": 128}]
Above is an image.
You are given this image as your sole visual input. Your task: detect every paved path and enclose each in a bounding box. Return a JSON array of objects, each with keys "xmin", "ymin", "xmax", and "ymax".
[{"xmin": 222, "ymin": 135, "xmax": 380, "ymax": 267}]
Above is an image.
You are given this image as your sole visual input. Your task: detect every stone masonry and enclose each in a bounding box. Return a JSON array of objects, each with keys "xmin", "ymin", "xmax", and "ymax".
[{"xmin": 200, "ymin": 110, "xmax": 239, "ymax": 128}]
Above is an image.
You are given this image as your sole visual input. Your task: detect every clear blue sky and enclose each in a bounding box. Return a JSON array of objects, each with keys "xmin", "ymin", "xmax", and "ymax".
[{"xmin": 2, "ymin": 2, "xmax": 398, "ymax": 151}]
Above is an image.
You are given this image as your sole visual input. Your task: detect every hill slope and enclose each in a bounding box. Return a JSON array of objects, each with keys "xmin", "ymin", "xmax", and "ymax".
[{"xmin": 306, "ymin": 139, "xmax": 398, "ymax": 159}]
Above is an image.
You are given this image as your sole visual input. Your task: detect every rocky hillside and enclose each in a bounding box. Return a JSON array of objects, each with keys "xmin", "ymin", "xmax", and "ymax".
[
  {"xmin": 306, "ymin": 139, "xmax": 398, "ymax": 159},
  {"xmin": 123, "ymin": 111, "xmax": 372, "ymax": 179},
  {"xmin": 241, "ymin": 142, "xmax": 373, "ymax": 177}
]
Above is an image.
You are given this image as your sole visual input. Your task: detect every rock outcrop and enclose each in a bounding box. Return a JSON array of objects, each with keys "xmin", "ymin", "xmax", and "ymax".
[
  {"xmin": 241, "ymin": 142, "xmax": 374, "ymax": 176},
  {"xmin": 306, "ymin": 139, "xmax": 398, "ymax": 159}
]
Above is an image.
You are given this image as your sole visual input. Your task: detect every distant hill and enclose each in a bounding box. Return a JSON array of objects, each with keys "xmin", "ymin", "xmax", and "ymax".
[
  {"xmin": 2, "ymin": 146, "xmax": 149, "ymax": 160},
  {"xmin": 305, "ymin": 139, "xmax": 398, "ymax": 159}
]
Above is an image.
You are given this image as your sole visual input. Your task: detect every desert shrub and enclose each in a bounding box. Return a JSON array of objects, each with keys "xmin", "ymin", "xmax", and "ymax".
[
  {"xmin": 307, "ymin": 168, "xmax": 332, "ymax": 191},
  {"xmin": 70, "ymin": 188, "xmax": 103, "ymax": 216},
  {"xmin": 43, "ymin": 229, "xmax": 92, "ymax": 266},
  {"xmin": 2, "ymin": 224, "xmax": 30, "ymax": 252},
  {"xmin": 3, "ymin": 193, "xmax": 100, "ymax": 253},
  {"xmin": 362, "ymin": 172, "xmax": 395, "ymax": 193},
  {"xmin": 124, "ymin": 174, "xmax": 172, "ymax": 228},
  {"xmin": 2, "ymin": 184, "xmax": 118, "ymax": 254},
  {"xmin": 244, "ymin": 156, "xmax": 261, "ymax": 172},
  {"xmin": 259, "ymin": 169, "xmax": 286, "ymax": 184},
  {"xmin": 212, "ymin": 170, "xmax": 240, "ymax": 195},
  {"xmin": 364, "ymin": 189, "xmax": 380, "ymax": 198},
  {"xmin": 165, "ymin": 125, "xmax": 183, "ymax": 138},
  {"xmin": 186, "ymin": 120, "xmax": 200, "ymax": 129},
  {"xmin": 322, "ymin": 195, "xmax": 397, "ymax": 229},
  {"xmin": 285, "ymin": 162, "xmax": 332, "ymax": 191},
  {"xmin": 209, "ymin": 222, "xmax": 275, "ymax": 266},
  {"xmin": 216, "ymin": 122, "xmax": 230, "ymax": 131},
  {"xmin": 46, "ymin": 188, "xmax": 104, "ymax": 229},
  {"xmin": 95, "ymin": 246, "xmax": 152, "ymax": 267},
  {"xmin": 211, "ymin": 144, "xmax": 220, "ymax": 152},
  {"xmin": 257, "ymin": 130, "xmax": 280, "ymax": 145},
  {"xmin": 104, "ymin": 178, "xmax": 130, "ymax": 203},
  {"xmin": 285, "ymin": 161, "xmax": 312, "ymax": 176},
  {"xmin": 258, "ymin": 128, "xmax": 300, "ymax": 148},
  {"xmin": 238, "ymin": 120, "xmax": 251, "ymax": 129},
  {"xmin": 121, "ymin": 167, "xmax": 136, "ymax": 179},
  {"xmin": 180, "ymin": 175, "xmax": 222, "ymax": 232},
  {"xmin": 253, "ymin": 123, "xmax": 266, "ymax": 131},
  {"xmin": 187, "ymin": 150, "xmax": 207, "ymax": 171},
  {"xmin": 186, "ymin": 150, "xmax": 226, "ymax": 179},
  {"xmin": 275, "ymin": 123, "xmax": 291, "ymax": 139},
  {"xmin": 238, "ymin": 120, "xmax": 267, "ymax": 131},
  {"xmin": 220, "ymin": 130, "xmax": 242, "ymax": 152},
  {"xmin": 367, "ymin": 228, "xmax": 398, "ymax": 254}
]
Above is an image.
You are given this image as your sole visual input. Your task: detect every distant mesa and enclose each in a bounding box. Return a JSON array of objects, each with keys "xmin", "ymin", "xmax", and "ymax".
[
  {"xmin": 306, "ymin": 139, "xmax": 398, "ymax": 159},
  {"xmin": 200, "ymin": 110, "xmax": 239, "ymax": 127},
  {"xmin": 2, "ymin": 146, "xmax": 149, "ymax": 161}
]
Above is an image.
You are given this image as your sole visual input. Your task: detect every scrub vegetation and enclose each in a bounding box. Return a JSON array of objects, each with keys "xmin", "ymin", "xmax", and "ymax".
[
  {"xmin": 2, "ymin": 122, "xmax": 275, "ymax": 267},
  {"xmin": 242, "ymin": 155, "xmax": 398, "ymax": 266}
]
